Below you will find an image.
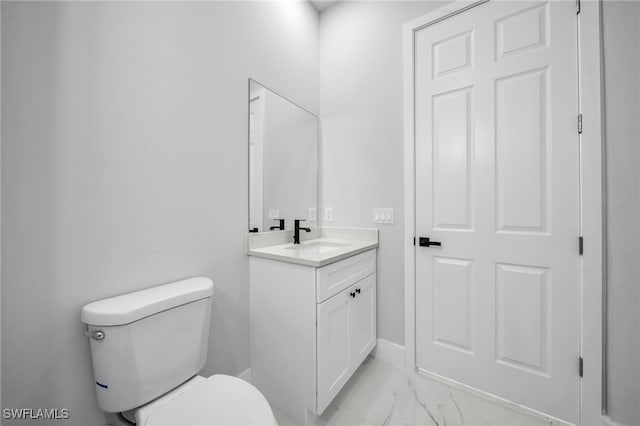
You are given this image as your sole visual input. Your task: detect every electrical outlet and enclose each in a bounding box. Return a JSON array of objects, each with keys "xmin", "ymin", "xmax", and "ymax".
[
  {"xmin": 324, "ymin": 207, "xmax": 333, "ymax": 222},
  {"xmin": 309, "ymin": 207, "xmax": 316, "ymax": 221}
]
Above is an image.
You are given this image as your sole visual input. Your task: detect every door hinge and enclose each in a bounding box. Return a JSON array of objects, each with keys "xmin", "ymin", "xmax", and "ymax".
[
  {"xmin": 576, "ymin": 0, "xmax": 581, "ymax": 14},
  {"xmin": 579, "ymin": 356, "xmax": 584, "ymax": 377},
  {"xmin": 578, "ymin": 114, "xmax": 583, "ymax": 134},
  {"xmin": 579, "ymin": 236, "xmax": 584, "ymax": 255},
  {"xmin": 413, "ymin": 237, "xmax": 416, "ymax": 246}
]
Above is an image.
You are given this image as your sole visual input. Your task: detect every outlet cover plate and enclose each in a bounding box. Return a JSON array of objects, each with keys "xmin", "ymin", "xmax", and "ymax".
[
  {"xmin": 324, "ymin": 207, "xmax": 333, "ymax": 222},
  {"xmin": 373, "ymin": 208, "xmax": 394, "ymax": 224}
]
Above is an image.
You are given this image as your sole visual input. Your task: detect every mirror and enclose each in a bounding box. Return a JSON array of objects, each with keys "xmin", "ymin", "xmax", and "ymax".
[{"xmin": 248, "ymin": 79, "xmax": 318, "ymax": 232}]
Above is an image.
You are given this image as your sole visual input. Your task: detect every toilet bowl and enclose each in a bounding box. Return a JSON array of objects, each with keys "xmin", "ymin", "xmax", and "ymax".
[
  {"xmin": 81, "ymin": 277, "xmax": 277, "ymax": 426},
  {"xmin": 136, "ymin": 375, "xmax": 276, "ymax": 426}
]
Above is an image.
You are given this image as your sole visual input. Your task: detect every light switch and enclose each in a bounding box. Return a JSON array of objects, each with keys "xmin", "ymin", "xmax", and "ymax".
[
  {"xmin": 309, "ymin": 207, "xmax": 316, "ymax": 221},
  {"xmin": 373, "ymin": 208, "xmax": 394, "ymax": 224},
  {"xmin": 268, "ymin": 209, "xmax": 280, "ymax": 220}
]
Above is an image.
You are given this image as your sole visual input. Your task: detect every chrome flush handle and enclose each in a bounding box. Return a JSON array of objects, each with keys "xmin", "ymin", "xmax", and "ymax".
[{"xmin": 85, "ymin": 330, "xmax": 105, "ymax": 340}]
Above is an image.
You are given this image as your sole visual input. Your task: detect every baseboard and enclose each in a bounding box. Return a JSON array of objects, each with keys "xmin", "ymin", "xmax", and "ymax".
[
  {"xmin": 603, "ymin": 415, "xmax": 629, "ymax": 426},
  {"xmin": 373, "ymin": 338, "xmax": 405, "ymax": 368},
  {"xmin": 238, "ymin": 367, "xmax": 252, "ymax": 383}
]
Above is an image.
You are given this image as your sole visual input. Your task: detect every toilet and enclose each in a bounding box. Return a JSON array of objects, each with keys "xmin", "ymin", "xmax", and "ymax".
[{"xmin": 81, "ymin": 277, "xmax": 277, "ymax": 425}]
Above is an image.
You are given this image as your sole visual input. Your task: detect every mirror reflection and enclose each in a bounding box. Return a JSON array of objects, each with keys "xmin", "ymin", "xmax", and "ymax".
[{"xmin": 248, "ymin": 80, "xmax": 318, "ymax": 232}]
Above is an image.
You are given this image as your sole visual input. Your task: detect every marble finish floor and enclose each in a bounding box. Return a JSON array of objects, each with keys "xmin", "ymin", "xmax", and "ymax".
[{"xmin": 272, "ymin": 357, "xmax": 571, "ymax": 426}]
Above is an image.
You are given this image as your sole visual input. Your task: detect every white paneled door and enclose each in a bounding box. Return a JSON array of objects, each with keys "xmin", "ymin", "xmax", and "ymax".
[{"xmin": 414, "ymin": 1, "xmax": 580, "ymax": 422}]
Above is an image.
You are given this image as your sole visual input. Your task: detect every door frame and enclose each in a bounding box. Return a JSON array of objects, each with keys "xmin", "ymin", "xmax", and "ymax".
[
  {"xmin": 402, "ymin": 1, "xmax": 603, "ymax": 425},
  {"xmin": 249, "ymin": 84, "xmax": 266, "ymax": 232}
]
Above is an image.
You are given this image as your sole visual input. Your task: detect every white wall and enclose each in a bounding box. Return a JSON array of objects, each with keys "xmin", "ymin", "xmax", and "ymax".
[
  {"xmin": 602, "ymin": 2, "xmax": 640, "ymax": 425},
  {"xmin": 1, "ymin": 2, "xmax": 318, "ymax": 425},
  {"xmin": 319, "ymin": 1, "xmax": 446, "ymax": 345}
]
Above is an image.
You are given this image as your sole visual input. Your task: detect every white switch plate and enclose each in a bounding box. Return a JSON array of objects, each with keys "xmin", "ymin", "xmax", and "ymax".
[
  {"xmin": 268, "ymin": 209, "xmax": 280, "ymax": 220},
  {"xmin": 373, "ymin": 208, "xmax": 394, "ymax": 224},
  {"xmin": 324, "ymin": 207, "xmax": 333, "ymax": 222},
  {"xmin": 309, "ymin": 207, "xmax": 316, "ymax": 221}
]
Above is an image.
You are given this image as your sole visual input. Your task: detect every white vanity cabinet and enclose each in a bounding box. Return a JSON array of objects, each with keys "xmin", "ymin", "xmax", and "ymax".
[{"xmin": 249, "ymin": 249, "xmax": 377, "ymax": 425}]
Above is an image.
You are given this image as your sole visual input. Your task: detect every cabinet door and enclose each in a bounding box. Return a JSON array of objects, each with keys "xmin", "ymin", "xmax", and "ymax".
[
  {"xmin": 351, "ymin": 273, "xmax": 377, "ymax": 367},
  {"xmin": 317, "ymin": 289, "xmax": 352, "ymax": 415}
]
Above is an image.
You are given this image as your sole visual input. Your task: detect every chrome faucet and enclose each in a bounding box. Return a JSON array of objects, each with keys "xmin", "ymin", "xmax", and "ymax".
[{"xmin": 293, "ymin": 219, "xmax": 311, "ymax": 244}]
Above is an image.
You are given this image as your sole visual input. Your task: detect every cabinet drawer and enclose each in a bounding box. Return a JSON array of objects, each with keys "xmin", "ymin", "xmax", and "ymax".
[{"xmin": 316, "ymin": 250, "xmax": 376, "ymax": 303}]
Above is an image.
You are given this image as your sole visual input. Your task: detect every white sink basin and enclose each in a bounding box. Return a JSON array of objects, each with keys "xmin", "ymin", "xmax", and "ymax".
[
  {"xmin": 285, "ymin": 241, "xmax": 349, "ymax": 255},
  {"xmin": 247, "ymin": 229, "xmax": 379, "ymax": 267}
]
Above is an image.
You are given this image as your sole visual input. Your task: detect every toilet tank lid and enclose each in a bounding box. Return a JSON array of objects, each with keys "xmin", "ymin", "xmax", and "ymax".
[{"xmin": 81, "ymin": 277, "xmax": 214, "ymax": 326}]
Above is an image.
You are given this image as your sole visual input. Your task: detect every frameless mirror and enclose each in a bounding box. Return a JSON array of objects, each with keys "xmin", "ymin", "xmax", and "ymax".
[{"xmin": 248, "ymin": 79, "xmax": 318, "ymax": 232}]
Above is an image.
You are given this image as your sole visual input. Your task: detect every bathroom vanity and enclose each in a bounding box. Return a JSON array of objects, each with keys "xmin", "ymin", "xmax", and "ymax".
[{"xmin": 248, "ymin": 227, "xmax": 378, "ymax": 425}]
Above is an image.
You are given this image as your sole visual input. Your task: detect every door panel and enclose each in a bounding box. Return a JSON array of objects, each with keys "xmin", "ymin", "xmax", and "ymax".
[
  {"xmin": 495, "ymin": 3, "xmax": 548, "ymax": 60},
  {"xmin": 414, "ymin": 1, "xmax": 580, "ymax": 422},
  {"xmin": 433, "ymin": 30, "xmax": 474, "ymax": 78},
  {"xmin": 432, "ymin": 87, "xmax": 473, "ymax": 230},
  {"xmin": 495, "ymin": 68, "xmax": 548, "ymax": 232},
  {"xmin": 432, "ymin": 257, "xmax": 473, "ymax": 353},
  {"xmin": 495, "ymin": 263, "xmax": 549, "ymax": 374}
]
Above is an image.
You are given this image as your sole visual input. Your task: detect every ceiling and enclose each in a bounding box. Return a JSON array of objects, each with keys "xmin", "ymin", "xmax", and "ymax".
[{"xmin": 309, "ymin": 0, "xmax": 340, "ymax": 12}]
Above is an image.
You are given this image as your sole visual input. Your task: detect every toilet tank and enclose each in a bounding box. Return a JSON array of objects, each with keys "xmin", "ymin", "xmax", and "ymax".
[{"xmin": 81, "ymin": 277, "xmax": 214, "ymax": 413}]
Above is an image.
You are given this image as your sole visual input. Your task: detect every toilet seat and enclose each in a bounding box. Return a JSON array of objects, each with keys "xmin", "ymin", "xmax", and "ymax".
[{"xmin": 137, "ymin": 375, "xmax": 277, "ymax": 426}]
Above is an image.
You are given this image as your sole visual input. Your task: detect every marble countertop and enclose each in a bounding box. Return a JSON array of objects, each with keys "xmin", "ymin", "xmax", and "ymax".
[{"xmin": 246, "ymin": 227, "xmax": 378, "ymax": 267}]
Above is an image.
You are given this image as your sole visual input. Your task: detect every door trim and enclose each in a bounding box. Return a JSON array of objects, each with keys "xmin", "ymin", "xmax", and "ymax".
[{"xmin": 402, "ymin": 1, "xmax": 603, "ymax": 425}]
